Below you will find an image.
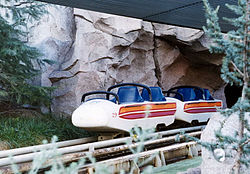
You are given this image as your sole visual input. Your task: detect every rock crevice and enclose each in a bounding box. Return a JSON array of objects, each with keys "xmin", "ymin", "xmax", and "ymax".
[{"xmin": 152, "ymin": 24, "xmax": 163, "ymax": 88}]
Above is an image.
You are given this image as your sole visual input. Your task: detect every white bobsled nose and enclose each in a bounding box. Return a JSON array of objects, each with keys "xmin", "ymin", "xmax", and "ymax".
[{"xmin": 72, "ymin": 104, "xmax": 109, "ymax": 127}]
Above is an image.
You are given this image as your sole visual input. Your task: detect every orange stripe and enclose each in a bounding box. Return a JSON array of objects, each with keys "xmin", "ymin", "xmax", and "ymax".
[
  {"xmin": 184, "ymin": 102, "xmax": 222, "ymax": 109},
  {"xmin": 119, "ymin": 103, "xmax": 176, "ymax": 114}
]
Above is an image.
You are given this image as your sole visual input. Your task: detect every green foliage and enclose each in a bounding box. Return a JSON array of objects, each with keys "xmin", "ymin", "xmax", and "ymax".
[
  {"xmin": 7, "ymin": 136, "xmax": 87, "ymax": 174},
  {"xmin": 203, "ymin": 0, "xmax": 249, "ymax": 86},
  {"xmin": 201, "ymin": 0, "xmax": 249, "ymax": 173},
  {"xmin": 0, "ymin": 0, "xmax": 53, "ymax": 108},
  {"xmin": 127, "ymin": 127, "xmax": 156, "ymax": 174},
  {"xmin": 0, "ymin": 115, "xmax": 92, "ymax": 148}
]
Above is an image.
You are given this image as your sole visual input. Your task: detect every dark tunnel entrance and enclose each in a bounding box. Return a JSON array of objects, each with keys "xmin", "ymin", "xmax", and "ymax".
[{"xmin": 224, "ymin": 84, "xmax": 242, "ymax": 108}]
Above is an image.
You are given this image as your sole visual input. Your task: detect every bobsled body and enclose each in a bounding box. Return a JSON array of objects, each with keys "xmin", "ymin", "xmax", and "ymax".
[
  {"xmin": 165, "ymin": 86, "xmax": 223, "ymax": 124},
  {"xmin": 72, "ymin": 84, "xmax": 176, "ymax": 133},
  {"xmin": 72, "ymin": 100, "xmax": 176, "ymax": 132},
  {"xmin": 167, "ymin": 98, "xmax": 222, "ymax": 123}
]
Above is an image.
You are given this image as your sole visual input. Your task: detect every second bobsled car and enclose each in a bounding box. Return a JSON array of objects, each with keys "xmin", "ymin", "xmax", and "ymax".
[
  {"xmin": 72, "ymin": 83, "xmax": 177, "ymax": 133},
  {"xmin": 163, "ymin": 86, "xmax": 223, "ymax": 124}
]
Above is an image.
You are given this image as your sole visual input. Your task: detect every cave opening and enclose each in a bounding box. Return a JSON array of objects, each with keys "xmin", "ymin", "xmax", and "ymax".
[{"xmin": 224, "ymin": 84, "xmax": 242, "ymax": 108}]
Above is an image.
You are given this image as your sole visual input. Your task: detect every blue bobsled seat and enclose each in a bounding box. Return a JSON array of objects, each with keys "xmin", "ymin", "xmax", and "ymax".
[
  {"xmin": 194, "ymin": 88, "xmax": 204, "ymax": 100},
  {"xmin": 177, "ymin": 88, "xmax": 197, "ymax": 101},
  {"xmin": 176, "ymin": 87, "xmax": 206, "ymax": 101},
  {"xmin": 173, "ymin": 93, "xmax": 184, "ymax": 101},
  {"xmin": 141, "ymin": 87, "xmax": 166, "ymax": 102},
  {"xmin": 204, "ymin": 89, "xmax": 214, "ymax": 100},
  {"xmin": 112, "ymin": 86, "xmax": 144, "ymax": 104}
]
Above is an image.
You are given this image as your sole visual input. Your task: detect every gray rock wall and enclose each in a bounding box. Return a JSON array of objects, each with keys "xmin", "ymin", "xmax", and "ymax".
[{"xmin": 29, "ymin": 7, "xmax": 226, "ymax": 116}]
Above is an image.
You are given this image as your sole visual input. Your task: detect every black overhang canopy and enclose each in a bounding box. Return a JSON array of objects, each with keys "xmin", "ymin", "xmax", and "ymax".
[{"xmin": 38, "ymin": 0, "xmax": 238, "ymax": 32}]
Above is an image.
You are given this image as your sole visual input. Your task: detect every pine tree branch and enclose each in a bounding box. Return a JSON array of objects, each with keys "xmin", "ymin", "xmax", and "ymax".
[
  {"xmin": 0, "ymin": 1, "xmax": 52, "ymax": 107},
  {"xmin": 240, "ymin": 139, "xmax": 250, "ymax": 147},
  {"xmin": 230, "ymin": 61, "xmax": 244, "ymax": 77}
]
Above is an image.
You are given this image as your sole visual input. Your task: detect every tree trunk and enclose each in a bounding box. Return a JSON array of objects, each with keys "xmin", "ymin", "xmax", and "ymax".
[{"xmin": 233, "ymin": 1, "xmax": 249, "ymax": 173}]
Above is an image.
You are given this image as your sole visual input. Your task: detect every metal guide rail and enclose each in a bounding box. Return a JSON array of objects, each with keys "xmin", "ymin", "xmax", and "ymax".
[{"xmin": 0, "ymin": 126, "xmax": 205, "ymax": 173}]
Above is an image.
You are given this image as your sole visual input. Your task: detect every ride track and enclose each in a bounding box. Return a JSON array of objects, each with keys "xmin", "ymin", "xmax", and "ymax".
[{"xmin": 0, "ymin": 126, "xmax": 204, "ymax": 174}]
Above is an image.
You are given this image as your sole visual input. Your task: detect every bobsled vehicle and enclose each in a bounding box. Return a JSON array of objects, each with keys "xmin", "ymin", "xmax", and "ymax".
[
  {"xmin": 163, "ymin": 86, "xmax": 223, "ymax": 125},
  {"xmin": 72, "ymin": 83, "xmax": 223, "ymax": 134},
  {"xmin": 72, "ymin": 83, "xmax": 177, "ymax": 133}
]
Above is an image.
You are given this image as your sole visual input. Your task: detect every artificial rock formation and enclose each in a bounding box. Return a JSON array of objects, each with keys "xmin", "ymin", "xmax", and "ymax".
[{"xmin": 29, "ymin": 6, "xmax": 226, "ymax": 116}]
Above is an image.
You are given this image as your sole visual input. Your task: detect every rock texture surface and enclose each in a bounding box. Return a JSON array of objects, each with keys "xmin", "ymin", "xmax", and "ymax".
[
  {"xmin": 29, "ymin": 6, "xmax": 75, "ymax": 88},
  {"xmin": 201, "ymin": 112, "xmax": 249, "ymax": 174},
  {"xmin": 30, "ymin": 7, "xmax": 226, "ymax": 116}
]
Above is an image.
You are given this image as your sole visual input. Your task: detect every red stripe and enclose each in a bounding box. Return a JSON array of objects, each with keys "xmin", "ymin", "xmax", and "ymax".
[
  {"xmin": 184, "ymin": 108, "xmax": 217, "ymax": 113},
  {"xmin": 119, "ymin": 113, "xmax": 145, "ymax": 119},
  {"xmin": 119, "ymin": 110, "xmax": 176, "ymax": 120},
  {"xmin": 148, "ymin": 110, "xmax": 176, "ymax": 118}
]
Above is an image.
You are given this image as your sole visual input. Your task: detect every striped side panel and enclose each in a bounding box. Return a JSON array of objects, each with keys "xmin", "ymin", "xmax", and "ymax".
[
  {"xmin": 184, "ymin": 101, "xmax": 222, "ymax": 114},
  {"xmin": 119, "ymin": 110, "xmax": 176, "ymax": 119},
  {"xmin": 119, "ymin": 103, "xmax": 176, "ymax": 120}
]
